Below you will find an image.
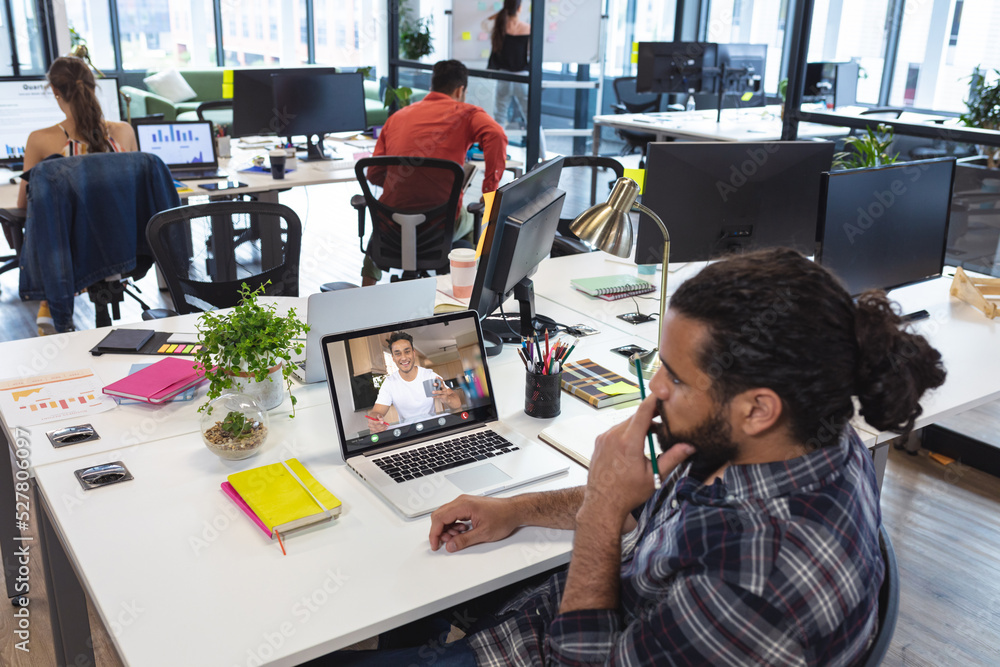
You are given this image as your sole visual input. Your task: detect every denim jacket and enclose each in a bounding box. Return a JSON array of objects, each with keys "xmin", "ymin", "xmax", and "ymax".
[{"xmin": 18, "ymin": 152, "xmax": 180, "ymax": 331}]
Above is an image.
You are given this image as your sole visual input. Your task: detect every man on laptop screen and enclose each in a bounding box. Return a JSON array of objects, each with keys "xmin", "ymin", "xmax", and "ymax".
[{"xmin": 368, "ymin": 331, "xmax": 462, "ymax": 432}]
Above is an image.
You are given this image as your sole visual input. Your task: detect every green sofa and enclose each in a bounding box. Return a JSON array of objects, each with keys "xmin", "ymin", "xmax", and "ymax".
[{"xmin": 122, "ymin": 68, "xmax": 396, "ymax": 130}]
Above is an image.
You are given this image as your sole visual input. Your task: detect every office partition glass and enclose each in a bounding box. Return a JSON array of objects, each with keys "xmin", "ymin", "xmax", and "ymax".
[
  {"xmin": 220, "ymin": 0, "xmax": 309, "ymax": 66},
  {"xmin": 706, "ymin": 0, "xmax": 787, "ymax": 93},
  {"xmin": 889, "ymin": 0, "xmax": 1000, "ymax": 112},
  {"xmin": 115, "ymin": 0, "xmax": 218, "ymax": 70},
  {"xmin": 65, "ymin": 2, "xmax": 116, "ymax": 70},
  {"xmin": 806, "ymin": 0, "xmax": 889, "ymax": 105}
]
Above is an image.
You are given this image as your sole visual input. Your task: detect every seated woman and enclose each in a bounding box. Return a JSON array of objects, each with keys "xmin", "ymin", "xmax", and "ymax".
[{"xmin": 16, "ymin": 56, "xmax": 137, "ymax": 335}]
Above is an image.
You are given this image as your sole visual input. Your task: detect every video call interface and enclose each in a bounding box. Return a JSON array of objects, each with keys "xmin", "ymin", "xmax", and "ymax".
[{"xmin": 325, "ymin": 318, "xmax": 494, "ymax": 455}]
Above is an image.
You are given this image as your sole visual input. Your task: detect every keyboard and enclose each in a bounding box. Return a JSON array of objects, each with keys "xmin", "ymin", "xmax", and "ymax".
[{"xmin": 374, "ymin": 431, "xmax": 519, "ymax": 483}]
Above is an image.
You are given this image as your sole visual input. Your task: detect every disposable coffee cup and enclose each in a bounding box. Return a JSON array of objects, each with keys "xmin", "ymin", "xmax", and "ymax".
[
  {"xmin": 268, "ymin": 149, "xmax": 287, "ymax": 180},
  {"xmin": 449, "ymin": 248, "xmax": 477, "ymax": 299}
]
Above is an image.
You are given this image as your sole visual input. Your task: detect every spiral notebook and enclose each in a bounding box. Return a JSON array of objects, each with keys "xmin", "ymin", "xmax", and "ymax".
[{"xmin": 571, "ymin": 275, "xmax": 655, "ymax": 301}]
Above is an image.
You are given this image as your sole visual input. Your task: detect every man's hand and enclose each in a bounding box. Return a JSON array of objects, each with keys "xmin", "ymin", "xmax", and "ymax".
[
  {"xmin": 429, "ymin": 495, "xmax": 521, "ymax": 552},
  {"xmin": 584, "ymin": 395, "xmax": 694, "ymax": 522}
]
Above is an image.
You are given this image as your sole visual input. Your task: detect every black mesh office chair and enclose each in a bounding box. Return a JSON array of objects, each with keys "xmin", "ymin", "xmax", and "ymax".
[
  {"xmin": 551, "ymin": 156, "xmax": 625, "ymax": 257},
  {"xmin": 146, "ymin": 201, "xmax": 301, "ymax": 314},
  {"xmin": 856, "ymin": 525, "xmax": 899, "ymax": 667},
  {"xmin": 350, "ymin": 156, "xmax": 464, "ymax": 282},
  {"xmin": 612, "ymin": 77, "xmax": 662, "ymax": 167}
]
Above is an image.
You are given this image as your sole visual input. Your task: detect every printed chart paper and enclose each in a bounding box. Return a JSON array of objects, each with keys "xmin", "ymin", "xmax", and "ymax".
[{"xmin": 0, "ymin": 369, "xmax": 115, "ymax": 426}]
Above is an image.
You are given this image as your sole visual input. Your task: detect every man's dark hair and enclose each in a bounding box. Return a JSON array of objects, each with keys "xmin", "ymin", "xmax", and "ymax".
[
  {"xmin": 387, "ymin": 331, "xmax": 414, "ymax": 349},
  {"xmin": 668, "ymin": 248, "xmax": 946, "ymax": 448},
  {"xmin": 431, "ymin": 60, "xmax": 469, "ymax": 95}
]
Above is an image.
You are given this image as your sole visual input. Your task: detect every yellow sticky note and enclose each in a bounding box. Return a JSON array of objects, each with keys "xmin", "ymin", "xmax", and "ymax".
[
  {"xmin": 623, "ymin": 168, "xmax": 645, "ymax": 194},
  {"xmin": 475, "ymin": 191, "xmax": 496, "ymax": 258},
  {"xmin": 598, "ymin": 381, "xmax": 638, "ymax": 396},
  {"xmin": 741, "ymin": 91, "xmax": 754, "ymax": 102},
  {"xmin": 462, "ymin": 31, "xmax": 472, "ymax": 41}
]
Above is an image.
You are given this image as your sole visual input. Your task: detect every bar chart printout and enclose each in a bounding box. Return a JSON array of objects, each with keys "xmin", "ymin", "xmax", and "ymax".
[{"xmin": 0, "ymin": 369, "xmax": 115, "ymax": 426}]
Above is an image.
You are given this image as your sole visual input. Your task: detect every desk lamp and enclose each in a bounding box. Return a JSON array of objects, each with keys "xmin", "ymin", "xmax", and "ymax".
[{"xmin": 570, "ymin": 177, "xmax": 670, "ymax": 377}]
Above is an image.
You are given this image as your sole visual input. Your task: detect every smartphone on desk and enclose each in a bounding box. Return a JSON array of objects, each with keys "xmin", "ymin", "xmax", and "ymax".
[{"xmin": 198, "ymin": 180, "xmax": 247, "ymax": 191}]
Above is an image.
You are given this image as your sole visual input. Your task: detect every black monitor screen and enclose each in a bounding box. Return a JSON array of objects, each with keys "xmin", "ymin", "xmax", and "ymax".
[
  {"xmin": 470, "ymin": 158, "xmax": 565, "ymax": 322},
  {"xmin": 636, "ymin": 42, "xmax": 718, "ymax": 94},
  {"xmin": 231, "ymin": 66, "xmax": 339, "ymax": 138},
  {"xmin": 270, "ymin": 71, "xmax": 367, "ymax": 137},
  {"xmin": 817, "ymin": 158, "xmax": 955, "ymax": 296},
  {"xmin": 635, "ymin": 141, "xmax": 835, "ymax": 264}
]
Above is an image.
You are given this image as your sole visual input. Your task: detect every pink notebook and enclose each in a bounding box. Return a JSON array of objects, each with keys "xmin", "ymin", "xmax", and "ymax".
[
  {"xmin": 221, "ymin": 482, "xmax": 272, "ymax": 537},
  {"xmin": 102, "ymin": 356, "xmax": 206, "ymax": 404}
]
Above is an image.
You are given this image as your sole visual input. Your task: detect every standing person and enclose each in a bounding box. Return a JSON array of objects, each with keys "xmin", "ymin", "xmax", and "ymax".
[
  {"xmin": 487, "ymin": 0, "xmax": 531, "ymax": 129},
  {"xmin": 362, "ymin": 60, "xmax": 507, "ymax": 286},
  {"xmin": 16, "ymin": 56, "xmax": 137, "ymax": 335}
]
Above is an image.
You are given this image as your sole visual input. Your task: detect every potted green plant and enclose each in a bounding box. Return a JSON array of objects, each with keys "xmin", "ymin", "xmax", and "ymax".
[
  {"xmin": 399, "ymin": 0, "xmax": 433, "ymax": 61},
  {"xmin": 832, "ymin": 123, "xmax": 898, "ymax": 170},
  {"xmin": 194, "ymin": 282, "xmax": 309, "ymax": 415}
]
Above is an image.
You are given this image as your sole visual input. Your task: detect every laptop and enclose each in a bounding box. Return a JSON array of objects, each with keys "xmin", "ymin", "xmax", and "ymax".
[
  {"xmin": 292, "ymin": 278, "xmax": 437, "ymax": 384},
  {"xmin": 134, "ymin": 120, "xmax": 228, "ymax": 179},
  {"xmin": 321, "ymin": 310, "xmax": 570, "ymax": 518}
]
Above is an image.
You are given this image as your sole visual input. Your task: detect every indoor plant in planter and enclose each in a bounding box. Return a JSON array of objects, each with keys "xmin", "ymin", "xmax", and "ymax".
[{"xmin": 194, "ymin": 282, "xmax": 308, "ymax": 415}]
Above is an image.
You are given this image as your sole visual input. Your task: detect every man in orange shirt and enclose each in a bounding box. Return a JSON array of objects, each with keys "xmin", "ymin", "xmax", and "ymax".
[{"xmin": 362, "ymin": 60, "xmax": 508, "ymax": 285}]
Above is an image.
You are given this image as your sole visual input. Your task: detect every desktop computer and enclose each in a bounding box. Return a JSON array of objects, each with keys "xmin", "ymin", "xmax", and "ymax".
[
  {"xmin": 0, "ymin": 77, "xmax": 121, "ymax": 166},
  {"xmin": 231, "ymin": 66, "xmax": 339, "ymax": 139},
  {"xmin": 269, "ymin": 71, "xmax": 368, "ymax": 160},
  {"xmin": 817, "ymin": 157, "xmax": 956, "ymax": 297},
  {"xmin": 635, "ymin": 141, "xmax": 835, "ymax": 264},
  {"xmin": 469, "ymin": 158, "xmax": 566, "ymax": 356}
]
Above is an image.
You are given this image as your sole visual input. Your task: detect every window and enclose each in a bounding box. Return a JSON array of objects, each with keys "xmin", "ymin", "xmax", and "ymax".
[
  {"xmin": 115, "ymin": 0, "xmax": 215, "ymax": 71},
  {"xmin": 65, "ymin": 1, "xmax": 116, "ymax": 70},
  {"xmin": 889, "ymin": 0, "xmax": 1000, "ymax": 112},
  {"xmin": 807, "ymin": 0, "xmax": 890, "ymax": 105},
  {"xmin": 707, "ymin": 0, "xmax": 788, "ymax": 93}
]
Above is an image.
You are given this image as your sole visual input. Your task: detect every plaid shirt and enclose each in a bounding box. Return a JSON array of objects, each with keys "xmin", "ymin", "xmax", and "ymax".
[{"xmin": 467, "ymin": 428, "xmax": 883, "ymax": 666}]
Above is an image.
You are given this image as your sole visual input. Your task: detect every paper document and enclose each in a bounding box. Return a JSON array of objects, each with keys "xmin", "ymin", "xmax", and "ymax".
[{"xmin": 0, "ymin": 369, "xmax": 115, "ymax": 426}]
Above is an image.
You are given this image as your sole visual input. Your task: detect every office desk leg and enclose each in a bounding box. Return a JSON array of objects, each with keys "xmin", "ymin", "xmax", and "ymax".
[
  {"xmin": 37, "ymin": 486, "xmax": 94, "ymax": 667},
  {"xmin": 1, "ymin": 428, "xmax": 22, "ymax": 600}
]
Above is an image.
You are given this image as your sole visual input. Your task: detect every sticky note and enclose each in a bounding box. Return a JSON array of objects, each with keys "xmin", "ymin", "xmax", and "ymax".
[
  {"xmin": 599, "ymin": 381, "xmax": 638, "ymax": 396},
  {"xmin": 478, "ymin": 31, "xmax": 489, "ymax": 41},
  {"xmin": 623, "ymin": 168, "xmax": 645, "ymax": 194},
  {"xmin": 741, "ymin": 91, "xmax": 754, "ymax": 102},
  {"xmin": 475, "ymin": 191, "xmax": 497, "ymax": 258},
  {"xmin": 462, "ymin": 31, "xmax": 472, "ymax": 41}
]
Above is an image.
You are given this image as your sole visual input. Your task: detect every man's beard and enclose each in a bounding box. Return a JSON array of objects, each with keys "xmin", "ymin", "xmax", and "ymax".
[{"xmin": 653, "ymin": 399, "xmax": 738, "ymax": 473}]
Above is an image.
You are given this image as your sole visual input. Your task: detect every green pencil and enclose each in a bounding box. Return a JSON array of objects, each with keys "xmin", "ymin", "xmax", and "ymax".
[{"xmin": 634, "ymin": 359, "xmax": 662, "ymax": 490}]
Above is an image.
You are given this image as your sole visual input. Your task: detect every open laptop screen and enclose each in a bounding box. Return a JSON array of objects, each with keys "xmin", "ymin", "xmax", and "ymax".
[
  {"xmin": 322, "ymin": 313, "xmax": 496, "ymax": 456},
  {"xmin": 135, "ymin": 121, "xmax": 217, "ymax": 169}
]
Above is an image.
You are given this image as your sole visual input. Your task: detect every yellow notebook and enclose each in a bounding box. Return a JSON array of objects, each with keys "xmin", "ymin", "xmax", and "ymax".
[{"xmin": 227, "ymin": 459, "xmax": 342, "ymax": 536}]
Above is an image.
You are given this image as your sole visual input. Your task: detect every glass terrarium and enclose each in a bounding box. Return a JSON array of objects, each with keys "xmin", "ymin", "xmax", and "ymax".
[{"xmin": 200, "ymin": 393, "xmax": 269, "ymax": 460}]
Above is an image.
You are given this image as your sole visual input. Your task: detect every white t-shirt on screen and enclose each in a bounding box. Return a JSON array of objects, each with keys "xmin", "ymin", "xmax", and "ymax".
[{"xmin": 375, "ymin": 366, "xmax": 442, "ymax": 424}]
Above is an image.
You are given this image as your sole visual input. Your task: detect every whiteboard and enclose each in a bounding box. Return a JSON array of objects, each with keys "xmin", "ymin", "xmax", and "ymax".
[{"xmin": 450, "ymin": 0, "xmax": 602, "ymax": 66}]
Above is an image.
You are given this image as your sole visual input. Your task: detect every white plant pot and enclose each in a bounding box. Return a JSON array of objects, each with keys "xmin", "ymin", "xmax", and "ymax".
[{"xmin": 231, "ymin": 363, "xmax": 286, "ymax": 411}]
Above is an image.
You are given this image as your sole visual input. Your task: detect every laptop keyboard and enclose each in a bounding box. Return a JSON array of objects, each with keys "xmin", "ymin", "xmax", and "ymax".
[{"xmin": 374, "ymin": 431, "xmax": 519, "ymax": 483}]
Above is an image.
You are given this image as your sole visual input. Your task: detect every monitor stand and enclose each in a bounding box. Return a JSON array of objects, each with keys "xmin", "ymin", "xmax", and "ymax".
[
  {"xmin": 481, "ymin": 278, "xmax": 558, "ymax": 357},
  {"xmin": 301, "ymin": 134, "xmax": 337, "ymax": 161}
]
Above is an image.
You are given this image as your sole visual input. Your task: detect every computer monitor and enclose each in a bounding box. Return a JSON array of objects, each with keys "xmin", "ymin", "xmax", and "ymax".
[
  {"xmin": 0, "ymin": 77, "xmax": 121, "ymax": 165},
  {"xmin": 636, "ymin": 42, "xmax": 719, "ymax": 94},
  {"xmin": 231, "ymin": 66, "xmax": 339, "ymax": 139},
  {"xmin": 817, "ymin": 158, "xmax": 955, "ymax": 298},
  {"xmin": 270, "ymin": 71, "xmax": 367, "ymax": 160},
  {"xmin": 716, "ymin": 43, "xmax": 766, "ymax": 107},
  {"xmin": 634, "ymin": 141, "xmax": 835, "ymax": 264},
  {"xmin": 469, "ymin": 158, "xmax": 566, "ymax": 356}
]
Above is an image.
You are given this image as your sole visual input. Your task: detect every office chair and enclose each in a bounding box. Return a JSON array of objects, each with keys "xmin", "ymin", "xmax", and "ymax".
[
  {"xmin": 551, "ymin": 156, "xmax": 625, "ymax": 257},
  {"xmin": 350, "ymin": 156, "xmax": 464, "ymax": 283},
  {"xmin": 612, "ymin": 78, "xmax": 663, "ymax": 167},
  {"xmin": 3, "ymin": 152, "xmax": 180, "ymax": 332},
  {"xmin": 146, "ymin": 201, "xmax": 301, "ymax": 314},
  {"xmin": 857, "ymin": 525, "xmax": 899, "ymax": 667}
]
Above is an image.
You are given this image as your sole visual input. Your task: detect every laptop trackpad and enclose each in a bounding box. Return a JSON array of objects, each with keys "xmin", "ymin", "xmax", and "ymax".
[{"xmin": 446, "ymin": 464, "xmax": 511, "ymax": 492}]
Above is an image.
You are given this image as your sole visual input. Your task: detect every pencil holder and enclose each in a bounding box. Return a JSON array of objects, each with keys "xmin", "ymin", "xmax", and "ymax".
[{"xmin": 524, "ymin": 371, "xmax": 562, "ymax": 419}]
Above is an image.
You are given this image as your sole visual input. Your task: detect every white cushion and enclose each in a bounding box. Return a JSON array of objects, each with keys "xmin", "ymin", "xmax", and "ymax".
[{"xmin": 143, "ymin": 69, "xmax": 197, "ymax": 104}]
